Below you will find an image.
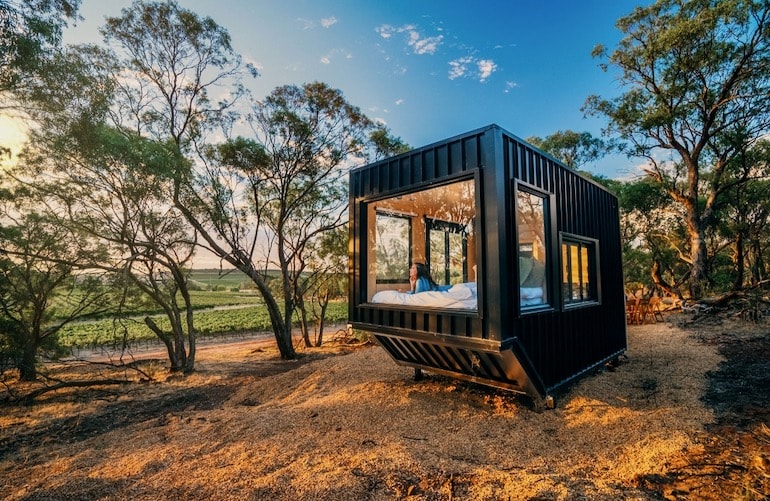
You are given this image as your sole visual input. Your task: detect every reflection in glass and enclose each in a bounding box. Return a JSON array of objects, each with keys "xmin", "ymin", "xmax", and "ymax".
[
  {"xmin": 375, "ymin": 213, "xmax": 411, "ymax": 282},
  {"xmin": 428, "ymin": 219, "xmax": 468, "ymax": 285},
  {"xmin": 517, "ymin": 189, "xmax": 548, "ymax": 308}
]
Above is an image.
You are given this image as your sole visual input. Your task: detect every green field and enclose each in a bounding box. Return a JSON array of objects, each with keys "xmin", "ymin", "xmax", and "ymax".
[
  {"xmin": 57, "ymin": 270, "xmax": 349, "ymax": 348},
  {"xmin": 188, "ymin": 268, "xmax": 265, "ymax": 290}
]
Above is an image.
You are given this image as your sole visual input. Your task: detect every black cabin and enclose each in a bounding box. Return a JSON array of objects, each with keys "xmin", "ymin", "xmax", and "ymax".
[{"xmin": 348, "ymin": 124, "xmax": 627, "ymax": 407}]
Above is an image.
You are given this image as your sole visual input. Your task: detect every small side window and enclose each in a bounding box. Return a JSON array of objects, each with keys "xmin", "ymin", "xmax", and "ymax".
[
  {"xmin": 516, "ymin": 188, "xmax": 549, "ymax": 309},
  {"xmin": 561, "ymin": 235, "xmax": 599, "ymax": 305}
]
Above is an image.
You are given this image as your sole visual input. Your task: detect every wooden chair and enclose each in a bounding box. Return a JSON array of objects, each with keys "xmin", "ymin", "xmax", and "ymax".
[
  {"xmin": 626, "ymin": 297, "xmax": 642, "ymax": 325},
  {"xmin": 648, "ymin": 297, "xmax": 664, "ymax": 322}
]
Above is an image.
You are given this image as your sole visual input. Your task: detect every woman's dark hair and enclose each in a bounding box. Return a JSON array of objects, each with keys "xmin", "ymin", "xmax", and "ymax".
[{"xmin": 413, "ymin": 262, "xmax": 439, "ymax": 288}]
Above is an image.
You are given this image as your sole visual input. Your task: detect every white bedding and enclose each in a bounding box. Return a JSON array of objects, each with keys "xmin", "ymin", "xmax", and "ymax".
[
  {"xmin": 371, "ymin": 282, "xmax": 546, "ymax": 309},
  {"xmin": 371, "ymin": 282, "xmax": 478, "ymax": 309},
  {"xmin": 520, "ymin": 286, "xmax": 544, "ymax": 306}
]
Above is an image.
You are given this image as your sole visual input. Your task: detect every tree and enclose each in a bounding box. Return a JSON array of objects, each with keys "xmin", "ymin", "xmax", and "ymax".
[
  {"xmin": 369, "ymin": 124, "xmax": 410, "ymax": 160},
  {"xmin": 616, "ymin": 177, "xmax": 690, "ymax": 297},
  {"xmin": 585, "ymin": 0, "xmax": 770, "ymax": 298},
  {"xmin": 101, "ymin": 0, "xmax": 254, "ymax": 149},
  {"xmin": 0, "ymin": 207, "xmax": 114, "ymax": 381},
  {"xmin": 39, "ymin": 0, "xmax": 253, "ymax": 370},
  {"xmin": 716, "ymin": 139, "xmax": 770, "ymax": 289},
  {"xmin": 13, "ymin": 21, "xmax": 205, "ymax": 372},
  {"xmin": 526, "ymin": 130, "xmax": 614, "ymax": 171},
  {"xmin": 44, "ymin": 125, "xmax": 201, "ymax": 372},
  {"xmin": 180, "ymin": 82, "xmax": 373, "ymax": 359}
]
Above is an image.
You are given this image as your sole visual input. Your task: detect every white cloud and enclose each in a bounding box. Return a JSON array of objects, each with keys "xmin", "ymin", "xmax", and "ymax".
[
  {"xmin": 376, "ymin": 24, "xmax": 395, "ymax": 39},
  {"xmin": 319, "ymin": 49, "xmax": 352, "ymax": 65},
  {"xmin": 477, "ymin": 59, "xmax": 497, "ymax": 82},
  {"xmin": 504, "ymin": 81, "xmax": 519, "ymax": 93},
  {"xmin": 408, "ymin": 31, "xmax": 443, "ymax": 55},
  {"xmin": 449, "ymin": 56, "xmax": 497, "ymax": 82},
  {"xmin": 297, "ymin": 17, "xmax": 314, "ymax": 30},
  {"xmin": 448, "ymin": 56, "xmax": 473, "ymax": 80},
  {"xmin": 395, "ymin": 98, "xmax": 404, "ymax": 105},
  {"xmin": 376, "ymin": 24, "xmax": 442, "ymax": 55},
  {"xmin": 298, "ymin": 16, "xmax": 338, "ymax": 30}
]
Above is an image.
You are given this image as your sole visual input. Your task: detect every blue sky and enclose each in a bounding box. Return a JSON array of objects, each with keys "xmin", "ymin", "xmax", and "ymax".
[{"xmin": 63, "ymin": 0, "xmax": 647, "ymax": 178}]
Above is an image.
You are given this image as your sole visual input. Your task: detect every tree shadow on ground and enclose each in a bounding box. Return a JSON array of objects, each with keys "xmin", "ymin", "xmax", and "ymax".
[{"xmin": 636, "ymin": 320, "xmax": 770, "ymax": 500}]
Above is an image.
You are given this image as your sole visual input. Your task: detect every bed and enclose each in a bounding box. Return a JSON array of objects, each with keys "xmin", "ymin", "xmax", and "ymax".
[
  {"xmin": 371, "ymin": 282, "xmax": 478, "ymax": 309},
  {"xmin": 371, "ymin": 281, "xmax": 545, "ymax": 309}
]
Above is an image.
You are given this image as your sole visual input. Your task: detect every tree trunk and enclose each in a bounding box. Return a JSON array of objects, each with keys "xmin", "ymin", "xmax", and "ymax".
[
  {"xmin": 144, "ymin": 316, "xmax": 182, "ymax": 371},
  {"xmin": 184, "ymin": 307, "xmax": 196, "ymax": 373},
  {"xmin": 297, "ymin": 298, "xmax": 312, "ymax": 348},
  {"xmin": 734, "ymin": 232, "xmax": 745, "ymax": 291},
  {"xmin": 650, "ymin": 260, "xmax": 681, "ymax": 299},
  {"xmin": 687, "ymin": 224, "xmax": 709, "ymax": 299},
  {"xmin": 18, "ymin": 338, "xmax": 38, "ymax": 381},
  {"xmin": 314, "ymin": 291, "xmax": 331, "ymax": 347},
  {"xmin": 750, "ymin": 239, "xmax": 765, "ymax": 286},
  {"xmin": 250, "ymin": 267, "xmax": 297, "ymax": 360},
  {"xmin": 171, "ymin": 319, "xmax": 187, "ymax": 370}
]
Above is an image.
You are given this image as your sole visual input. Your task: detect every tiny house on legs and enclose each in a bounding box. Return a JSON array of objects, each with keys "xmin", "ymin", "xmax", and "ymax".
[{"xmin": 348, "ymin": 124, "xmax": 627, "ymax": 408}]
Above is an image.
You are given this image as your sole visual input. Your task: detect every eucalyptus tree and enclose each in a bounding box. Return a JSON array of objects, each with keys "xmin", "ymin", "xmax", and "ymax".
[
  {"xmin": 48, "ymin": 0, "xmax": 254, "ymax": 370},
  {"xmin": 37, "ymin": 123, "xmax": 201, "ymax": 372},
  {"xmin": 182, "ymin": 82, "xmax": 374, "ymax": 358},
  {"xmin": 302, "ymin": 224, "xmax": 348, "ymax": 347},
  {"xmin": 616, "ymin": 177, "xmax": 690, "ymax": 297},
  {"xmin": 96, "ymin": 1, "xmax": 393, "ymax": 359},
  {"xmin": 716, "ymin": 140, "xmax": 770, "ymax": 289},
  {"xmin": 100, "ymin": 0, "xmax": 254, "ymax": 149},
  {"xmin": 585, "ymin": 0, "xmax": 770, "ymax": 298},
  {"xmin": 369, "ymin": 124, "xmax": 410, "ymax": 160},
  {"xmin": 12, "ymin": 7, "xmax": 214, "ymax": 372}
]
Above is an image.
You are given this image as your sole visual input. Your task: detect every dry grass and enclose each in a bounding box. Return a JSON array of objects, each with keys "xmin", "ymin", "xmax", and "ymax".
[{"xmin": 1, "ymin": 317, "xmax": 768, "ymax": 500}]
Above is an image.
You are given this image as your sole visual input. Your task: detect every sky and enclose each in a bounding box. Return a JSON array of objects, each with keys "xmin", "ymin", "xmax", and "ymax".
[{"xmin": 54, "ymin": 0, "xmax": 647, "ymax": 179}]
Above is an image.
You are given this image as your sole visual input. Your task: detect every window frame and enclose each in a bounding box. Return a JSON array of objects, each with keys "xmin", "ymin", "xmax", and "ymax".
[
  {"xmin": 559, "ymin": 232, "xmax": 601, "ymax": 308},
  {"xmin": 513, "ymin": 182, "xmax": 554, "ymax": 313},
  {"xmin": 426, "ymin": 217, "xmax": 469, "ymax": 285}
]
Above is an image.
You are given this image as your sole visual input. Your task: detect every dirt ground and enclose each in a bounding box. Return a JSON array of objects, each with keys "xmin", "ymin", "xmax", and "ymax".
[{"xmin": 1, "ymin": 314, "xmax": 769, "ymax": 500}]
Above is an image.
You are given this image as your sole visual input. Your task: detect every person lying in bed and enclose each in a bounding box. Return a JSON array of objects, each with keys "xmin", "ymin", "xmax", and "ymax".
[{"xmin": 409, "ymin": 262, "xmax": 452, "ymax": 294}]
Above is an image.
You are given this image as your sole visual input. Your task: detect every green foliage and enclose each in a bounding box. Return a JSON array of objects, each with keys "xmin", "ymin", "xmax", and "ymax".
[
  {"xmin": 0, "ymin": 0, "xmax": 81, "ymax": 93},
  {"xmin": 369, "ymin": 125, "xmax": 411, "ymax": 160},
  {"xmin": 526, "ymin": 130, "xmax": 616, "ymax": 171}
]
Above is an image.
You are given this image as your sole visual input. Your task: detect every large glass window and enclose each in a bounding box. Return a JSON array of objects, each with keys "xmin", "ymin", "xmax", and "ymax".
[
  {"xmin": 365, "ymin": 178, "xmax": 477, "ymax": 309},
  {"xmin": 561, "ymin": 235, "xmax": 598, "ymax": 305},
  {"xmin": 516, "ymin": 188, "xmax": 549, "ymax": 308}
]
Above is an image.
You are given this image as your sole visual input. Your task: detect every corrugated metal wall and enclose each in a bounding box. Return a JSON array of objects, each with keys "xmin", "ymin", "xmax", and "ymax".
[{"xmin": 503, "ymin": 132, "xmax": 627, "ymax": 389}]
